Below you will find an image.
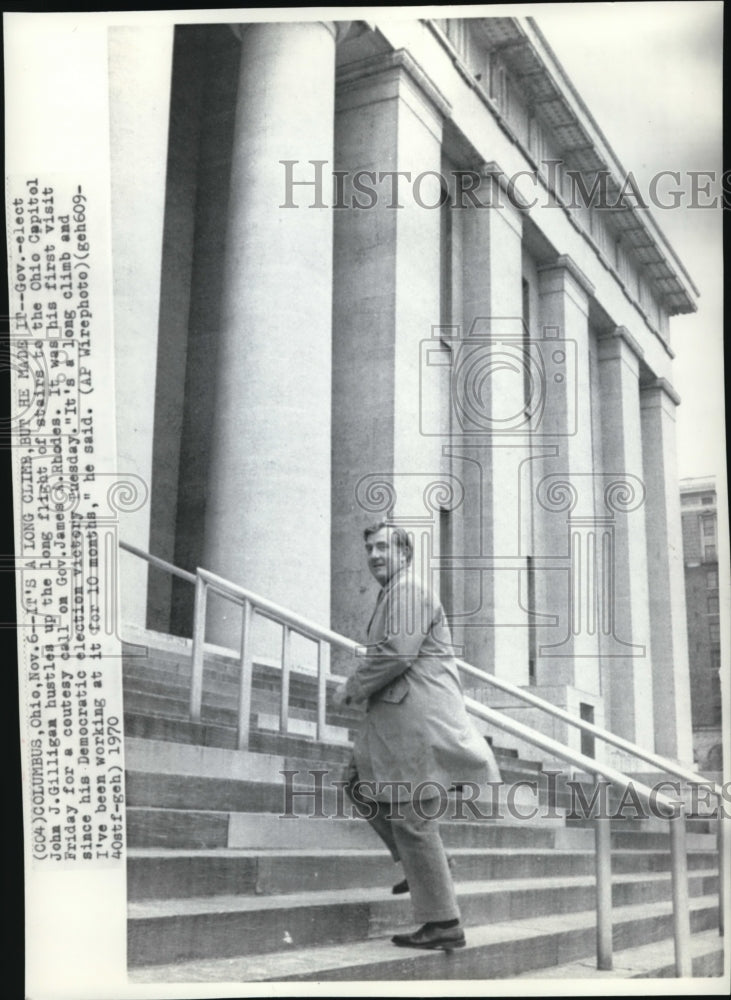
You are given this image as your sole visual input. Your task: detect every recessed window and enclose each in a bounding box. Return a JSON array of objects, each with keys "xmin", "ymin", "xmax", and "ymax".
[
  {"xmin": 708, "ymin": 595, "xmax": 720, "ymax": 614},
  {"xmin": 711, "ymin": 646, "xmax": 721, "ymax": 670},
  {"xmin": 704, "ymin": 545, "xmax": 717, "ymax": 561},
  {"xmin": 707, "ymin": 569, "xmax": 719, "ymax": 589},
  {"xmin": 709, "ymin": 621, "xmax": 720, "ymax": 643},
  {"xmin": 580, "ymin": 703, "xmax": 595, "ymax": 759}
]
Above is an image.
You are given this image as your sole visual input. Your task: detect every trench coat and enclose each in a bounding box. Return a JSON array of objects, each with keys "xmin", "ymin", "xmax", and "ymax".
[{"xmin": 343, "ymin": 568, "xmax": 500, "ymax": 802}]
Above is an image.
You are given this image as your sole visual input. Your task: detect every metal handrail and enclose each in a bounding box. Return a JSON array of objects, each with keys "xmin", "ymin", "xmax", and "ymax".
[
  {"xmin": 122, "ymin": 541, "xmax": 197, "ymax": 584},
  {"xmin": 120, "ymin": 540, "xmax": 726, "ymax": 976},
  {"xmin": 121, "ymin": 542, "xmax": 721, "ymax": 799},
  {"xmin": 457, "ymin": 659, "xmax": 724, "ymax": 798}
]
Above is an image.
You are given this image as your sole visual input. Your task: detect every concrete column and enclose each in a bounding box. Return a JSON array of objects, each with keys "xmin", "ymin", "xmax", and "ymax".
[
  {"xmin": 330, "ymin": 51, "xmax": 447, "ymax": 653},
  {"xmin": 203, "ymin": 22, "xmax": 337, "ymax": 644},
  {"xmin": 640, "ymin": 378, "xmax": 693, "ymax": 762},
  {"xmin": 456, "ymin": 178, "xmax": 530, "ymax": 684},
  {"xmin": 534, "ymin": 256, "xmax": 600, "ymax": 695},
  {"xmin": 597, "ymin": 327, "xmax": 655, "ymax": 750},
  {"xmin": 159, "ymin": 27, "xmax": 242, "ymax": 637},
  {"xmin": 109, "ymin": 26, "xmax": 174, "ymax": 629}
]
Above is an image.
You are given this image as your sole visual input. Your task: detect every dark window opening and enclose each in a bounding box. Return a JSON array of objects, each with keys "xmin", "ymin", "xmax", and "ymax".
[{"xmin": 580, "ymin": 702, "xmax": 595, "ymax": 759}]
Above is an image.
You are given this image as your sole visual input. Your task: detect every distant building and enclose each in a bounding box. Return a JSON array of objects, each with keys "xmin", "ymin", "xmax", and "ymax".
[{"xmin": 680, "ymin": 477, "xmax": 723, "ymax": 771}]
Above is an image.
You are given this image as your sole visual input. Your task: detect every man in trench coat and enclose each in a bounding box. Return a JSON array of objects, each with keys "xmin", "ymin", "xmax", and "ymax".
[{"xmin": 333, "ymin": 521, "xmax": 500, "ymax": 950}]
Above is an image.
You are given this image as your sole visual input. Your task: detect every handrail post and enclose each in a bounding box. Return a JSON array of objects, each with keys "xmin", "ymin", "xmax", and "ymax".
[
  {"xmin": 669, "ymin": 803, "xmax": 692, "ymax": 976},
  {"xmin": 316, "ymin": 640, "xmax": 329, "ymax": 743},
  {"xmin": 237, "ymin": 599, "xmax": 254, "ymax": 751},
  {"xmin": 189, "ymin": 574, "xmax": 207, "ymax": 723},
  {"xmin": 594, "ymin": 778, "xmax": 613, "ymax": 970},
  {"xmin": 280, "ymin": 626, "xmax": 291, "ymax": 735}
]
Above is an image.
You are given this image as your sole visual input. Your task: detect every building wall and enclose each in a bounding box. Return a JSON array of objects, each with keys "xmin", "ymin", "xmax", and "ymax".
[{"xmin": 685, "ymin": 563, "xmax": 722, "ymax": 724}]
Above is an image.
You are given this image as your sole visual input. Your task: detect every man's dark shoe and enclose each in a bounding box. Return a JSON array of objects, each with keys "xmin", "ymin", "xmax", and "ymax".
[{"xmin": 391, "ymin": 922, "xmax": 466, "ymax": 950}]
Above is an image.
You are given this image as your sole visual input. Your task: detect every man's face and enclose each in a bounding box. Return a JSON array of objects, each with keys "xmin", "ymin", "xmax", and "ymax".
[{"xmin": 365, "ymin": 527, "xmax": 407, "ymax": 586}]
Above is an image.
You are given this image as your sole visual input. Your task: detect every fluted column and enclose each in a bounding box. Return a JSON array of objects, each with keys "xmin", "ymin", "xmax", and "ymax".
[
  {"xmin": 203, "ymin": 22, "xmax": 337, "ymax": 643},
  {"xmin": 640, "ymin": 378, "xmax": 693, "ymax": 762},
  {"xmin": 598, "ymin": 327, "xmax": 654, "ymax": 749}
]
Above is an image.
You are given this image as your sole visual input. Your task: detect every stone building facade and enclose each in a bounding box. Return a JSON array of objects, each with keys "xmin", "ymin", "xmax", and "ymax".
[{"xmin": 111, "ymin": 17, "xmax": 698, "ymax": 765}]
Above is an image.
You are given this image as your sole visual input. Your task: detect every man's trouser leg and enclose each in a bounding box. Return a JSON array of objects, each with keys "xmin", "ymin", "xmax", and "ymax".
[
  {"xmin": 389, "ymin": 797, "xmax": 460, "ymax": 924},
  {"xmin": 347, "ymin": 781, "xmax": 460, "ymax": 923},
  {"xmin": 345, "ymin": 774, "xmax": 460, "ymax": 922},
  {"xmin": 345, "ymin": 779, "xmax": 400, "ymax": 860}
]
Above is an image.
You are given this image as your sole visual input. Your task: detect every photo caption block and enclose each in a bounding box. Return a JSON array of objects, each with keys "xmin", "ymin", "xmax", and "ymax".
[{"xmin": 9, "ymin": 174, "xmax": 126, "ymax": 869}]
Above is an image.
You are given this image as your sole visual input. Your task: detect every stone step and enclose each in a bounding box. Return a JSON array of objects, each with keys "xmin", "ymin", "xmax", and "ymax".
[
  {"xmin": 126, "ymin": 694, "xmax": 675, "ymax": 811},
  {"xmin": 121, "ymin": 690, "xmax": 356, "ymax": 744},
  {"xmin": 123, "ymin": 640, "xmax": 311, "ymax": 679},
  {"xmin": 122, "ymin": 657, "xmax": 344, "ymax": 706},
  {"xmin": 514, "ymin": 927, "xmax": 724, "ymax": 979},
  {"xmin": 125, "ymin": 782, "xmax": 717, "ymax": 852},
  {"xmin": 125, "ymin": 769, "xmax": 540, "ymax": 817},
  {"xmin": 121, "ymin": 686, "xmax": 351, "ymax": 731},
  {"xmin": 255, "ymin": 712, "xmax": 351, "ymax": 745},
  {"xmin": 127, "ymin": 874, "xmax": 718, "ymax": 968},
  {"xmin": 122, "ymin": 638, "xmax": 548, "ymax": 768},
  {"xmin": 124, "ymin": 719, "xmax": 552, "ymax": 808},
  {"xmin": 123, "ymin": 712, "xmax": 354, "ymax": 763},
  {"xmin": 125, "ymin": 845, "xmax": 721, "ymax": 902},
  {"xmin": 123, "ymin": 718, "xmax": 545, "ymax": 793},
  {"xmin": 124, "ymin": 736, "xmax": 350, "ymax": 782},
  {"xmin": 567, "ymin": 814, "xmax": 721, "ymax": 833},
  {"xmin": 122, "ymin": 666, "xmax": 354, "ymax": 720},
  {"xmin": 123, "ymin": 738, "xmax": 563, "ymax": 829},
  {"xmin": 609, "ymin": 829, "xmax": 717, "ymax": 851},
  {"xmin": 127, "ymin": 894, "xmax": 719, "ymax": 978},
  {"xmin": 122, "ymin": 664, "xmax": 543, "ymax": 769},
  {"xmin": 126, "ymin": 808, "xmax": 589, "ymax": 851}
]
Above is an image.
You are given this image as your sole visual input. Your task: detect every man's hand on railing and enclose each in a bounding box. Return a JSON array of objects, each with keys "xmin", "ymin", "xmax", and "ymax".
[{"xmin": 331, "ymin": 681, "xmax": 350, "ymax": 709}]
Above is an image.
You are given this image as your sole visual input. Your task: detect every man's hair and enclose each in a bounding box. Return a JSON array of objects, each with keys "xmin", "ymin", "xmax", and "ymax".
[{"xmin": 363, "ymin": 522, "xmax": 413, "ymax": 564}]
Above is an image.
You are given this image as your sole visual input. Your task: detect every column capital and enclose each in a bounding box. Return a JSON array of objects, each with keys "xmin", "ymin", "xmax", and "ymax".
[
  {"xmin": 537, "ymin": 254, "xmax": 594, "ymax": 318},
  {"xmin": 598, "ymin": 325, "xmax": 644, "ymax": 371},
  {"xmin": 230, "ymin": 20, "xmax": 344, "ymax": 42},
  {"xmin": 478, "ymin": 160, "xmax": 533, "ymax": 209},
  {"xmin": 537, "ymin": 254, "xmax": 595, "ymax": 299},
  {"xmin": 336, "ymin": 47, "xmax": 452, "ymax": 121},
  {"xmin": 640, "ymin": 376, "xmax": 681, "ymax": 406}
]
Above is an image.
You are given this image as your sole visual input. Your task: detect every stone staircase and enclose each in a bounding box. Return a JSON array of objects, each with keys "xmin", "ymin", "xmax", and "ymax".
[{"xmin": 122, "ymin": 631, "xmax": 724, "ymax": 982}]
